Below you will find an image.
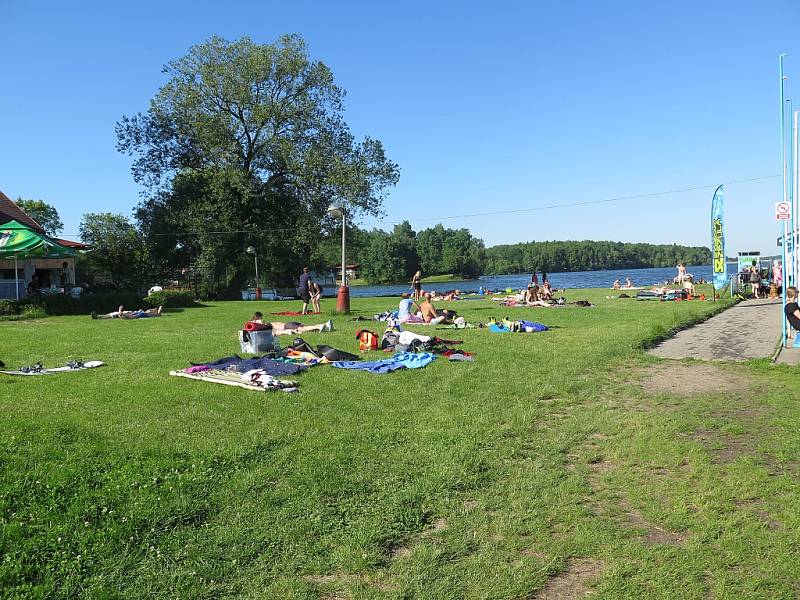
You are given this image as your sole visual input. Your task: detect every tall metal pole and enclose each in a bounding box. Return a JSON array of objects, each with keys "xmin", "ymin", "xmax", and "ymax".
[
  {"xmin": 341, "ymin": 209, "xmax": 346, "ymax": 288},
  {"xmin": 794, "ymin": 109, "xmax": 799, "ymax": 290},
  {"xmin": 780, "ymin": 54, "xmax": 789, "ymax": 344},
  {"xmin": 253, "ymin": 252, "xmax": 259, "ymax": 288}
]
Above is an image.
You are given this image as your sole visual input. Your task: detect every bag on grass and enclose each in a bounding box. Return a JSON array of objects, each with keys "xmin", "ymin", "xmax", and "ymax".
[
  {"xmin": 239, "ymin": 329, "xmax": 280, "ymax": 354},
  {"xmin": 356, "ymin": 329, "xmax": 379, "ymax": 352}
]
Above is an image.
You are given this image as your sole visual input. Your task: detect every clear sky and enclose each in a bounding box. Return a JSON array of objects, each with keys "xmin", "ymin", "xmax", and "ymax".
[{"xmin": 1, "ymin": 0, "xmax": 798, "ymax": 255}]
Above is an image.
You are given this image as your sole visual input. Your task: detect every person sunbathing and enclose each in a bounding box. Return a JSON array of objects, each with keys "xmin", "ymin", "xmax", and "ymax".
[
  {"xmin": 420, "ymin": 292, "xmax": 447, "ymax": 324},
  {"xmin": 92, "ymin": 305, "xmax": 163, "ymax": 319},
  {"xmin": 541, "ymin": 281, "xmax": 553, "ymax": 300},
  {"xmin": 247, "ymin": 311, "xmax": 333, "ymax": 334},
  {"xmin": 612, "ymin": 279, "xmax": 621, "ymax": 290}
]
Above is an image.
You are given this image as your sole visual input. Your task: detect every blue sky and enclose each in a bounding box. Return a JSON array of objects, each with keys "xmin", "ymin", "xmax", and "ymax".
[{"xmin": 1, "ymin": 0, "xmax": 798, "ymax": 254}]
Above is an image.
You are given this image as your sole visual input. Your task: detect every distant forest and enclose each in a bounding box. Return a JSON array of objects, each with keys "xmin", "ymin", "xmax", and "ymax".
[
  {"xmin": 483, "ymin": 240, "xmax": 711, "ymax": 275},
  {"xmin": 317, "ymin": 222, "xmax": 711, "ymax": 284}
]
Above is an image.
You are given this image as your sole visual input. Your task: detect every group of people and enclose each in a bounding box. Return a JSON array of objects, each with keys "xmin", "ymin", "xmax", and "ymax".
[
  {"xmin": 611, "ymin": 277, "xmax": 634, "ymax": 290},
  {"xmin": 297, "ymin": 267, "xmax": 324, "ymax": 314},
  {"xmin": 25, "ymin": 261, "xmax": 76, "ymax": 296},
  {"xmin": 398, "ymin": 292, "xmax": 453, "ymax": 325}
]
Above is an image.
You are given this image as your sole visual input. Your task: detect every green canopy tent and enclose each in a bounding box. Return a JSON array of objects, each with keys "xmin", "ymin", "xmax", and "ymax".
[{"xmin": 0, "ymin": 220, "xmax": 76, "ymax": 300}]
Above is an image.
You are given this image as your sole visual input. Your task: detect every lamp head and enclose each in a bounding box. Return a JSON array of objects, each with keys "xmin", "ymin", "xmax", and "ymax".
[
  {"xmin": 327, "ymin": 205, "xmax": 344, "ymax": 218},
  {"xmin": 246, "ymin": 246, "xmax": 256, "ymax": 255}
]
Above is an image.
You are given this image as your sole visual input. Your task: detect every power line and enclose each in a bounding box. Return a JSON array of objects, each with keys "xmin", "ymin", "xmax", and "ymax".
[
  {"xmin": 364, "ymin": 174, "xmax": 781, "ymax": 225},
  {"xmin": 54, "ymin": 173, "xmax": 780, "ymax": 239}
]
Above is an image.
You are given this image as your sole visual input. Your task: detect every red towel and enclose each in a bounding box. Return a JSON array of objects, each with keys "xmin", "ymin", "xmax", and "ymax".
[
  {"xmin": 244, "ymin": 321, "xmax": 269, "ymax": 331},
  {"xmin": 271, "ymin": 311, "xmax": 322, "ymax": 316}
]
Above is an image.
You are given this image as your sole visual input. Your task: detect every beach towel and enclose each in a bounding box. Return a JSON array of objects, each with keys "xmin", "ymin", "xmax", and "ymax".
[
  {"xmin": 1, "ymin": 360, "xmax": 104, "ymax": 376},
  {"xmin": 170, "ymin": 369, "xmax": 298, "ymax": 392},
  {"xmin": 331, "ymin": 352, "xmax": 435, "ymax": 374},
  {"xmin": 191, "ymin": 355, "xmax": 305, "ymax": 376}
]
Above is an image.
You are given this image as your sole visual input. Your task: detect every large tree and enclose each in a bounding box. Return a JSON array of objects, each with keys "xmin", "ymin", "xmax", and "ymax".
[
  {"xmin": 117, "ymin": 34, "xmax": 399, "ymax": 295},
  {"xmin": 79, "ymin": 213, "xmax": 149, "ymax": 289},
  {"xmin": 14, "ymin": 198, "xmax": 63, "ymax": 236}
]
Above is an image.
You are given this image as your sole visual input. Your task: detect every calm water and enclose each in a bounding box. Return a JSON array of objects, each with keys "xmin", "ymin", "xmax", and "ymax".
[{"xmin": 346, "ymin": 264, "xmax": 716, "ymax": 298}]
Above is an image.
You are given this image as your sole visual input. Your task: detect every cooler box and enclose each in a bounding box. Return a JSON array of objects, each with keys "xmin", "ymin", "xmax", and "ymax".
[{"xmin": 238, "ymin": 329, "xmax": 280, "ymax": 354}]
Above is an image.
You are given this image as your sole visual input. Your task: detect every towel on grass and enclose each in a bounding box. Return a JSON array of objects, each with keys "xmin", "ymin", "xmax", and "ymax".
[{"xmin": 331, "ymin": 352, "xmax": 436, "ymax": 374}]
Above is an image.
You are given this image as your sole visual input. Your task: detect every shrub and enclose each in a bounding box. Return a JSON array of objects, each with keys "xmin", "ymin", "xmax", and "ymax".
[{"xmin": 142, "ymin": 290, "xmax": 197, "ymax": 308}]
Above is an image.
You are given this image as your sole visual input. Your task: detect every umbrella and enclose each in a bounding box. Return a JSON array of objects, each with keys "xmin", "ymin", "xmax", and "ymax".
[{"xmin": 0, "ymin": 220, "xmax": 76, "ymax": 300}]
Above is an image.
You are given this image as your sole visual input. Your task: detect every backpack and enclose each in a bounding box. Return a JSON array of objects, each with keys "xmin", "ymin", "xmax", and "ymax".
[{"xmin": 356, "ymin": 329, "xmax": 379, "ymax": 352}]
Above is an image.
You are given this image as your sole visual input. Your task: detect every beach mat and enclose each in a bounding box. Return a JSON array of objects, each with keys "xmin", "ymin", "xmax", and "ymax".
[
  {"xmin": 1, "ymin": 360, "xmax": 104, "ymax": 376},
  {"xmin": 170, "ymin": 369, "xmax": 298, "ymax": 392}
]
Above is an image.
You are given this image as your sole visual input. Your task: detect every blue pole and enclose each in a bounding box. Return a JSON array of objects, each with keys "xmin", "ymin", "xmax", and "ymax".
[{"xmin": 780, "ymin": 54, "xmax": 788, "ymax": 345}]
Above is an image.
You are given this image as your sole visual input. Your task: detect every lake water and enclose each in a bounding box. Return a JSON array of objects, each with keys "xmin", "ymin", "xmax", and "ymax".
[{"xmin": 347, "ymin": 264, "xmax": 717, "ymax": 298}]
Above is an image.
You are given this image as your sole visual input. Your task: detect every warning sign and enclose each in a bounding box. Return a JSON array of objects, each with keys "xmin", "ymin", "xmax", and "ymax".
[{"xmin": 776, "ymin": 201, "xmax": 791, "ymax": 220}]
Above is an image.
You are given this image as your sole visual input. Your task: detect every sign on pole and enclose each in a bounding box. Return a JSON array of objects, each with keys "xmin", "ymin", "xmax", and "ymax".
[
  {"xmin": 711, "ymin": 185, "xmax": 727, "ymax": 293},
  {"xmin": 776, "ymin": 201, "xmax": 791, "ymax": 220}
]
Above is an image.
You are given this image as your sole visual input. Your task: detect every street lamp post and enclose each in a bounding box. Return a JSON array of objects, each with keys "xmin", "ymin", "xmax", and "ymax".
[
  {"xmin": 327, "ymin": 204, "xmax": 350, "ymax": 312},
  {"xmin": 246, "ymin": 246, "xmax": 261, "ymax": 300}
]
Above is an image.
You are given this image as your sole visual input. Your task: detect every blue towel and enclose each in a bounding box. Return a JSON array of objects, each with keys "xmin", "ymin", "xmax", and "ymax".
[
  {"xmin": 519, "ymin": 320, "xmax": 549, "ymax": 332},
  {"xmin": 489, "ymin": 324, "xmax": 509, "ymax": 333},
  {"xmin": 331, "ymin": 352, "xmax": 436, "ymax": 374}
]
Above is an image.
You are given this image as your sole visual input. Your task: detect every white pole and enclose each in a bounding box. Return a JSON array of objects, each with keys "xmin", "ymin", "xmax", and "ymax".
[
  {"xmin": 14, "ymin": 256, "xmax": 19, "ymax": 301},
  {"xmin": 341, "ymin": 209, "xmax": 346, "ymax": 287}
]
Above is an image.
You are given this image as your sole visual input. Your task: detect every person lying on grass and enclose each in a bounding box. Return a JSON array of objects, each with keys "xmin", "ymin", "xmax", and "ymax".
[
  {"xmin": 248, "ymin": 311, "xmax": 333, "ymax": 335},
  {"xmin": 91, "ymin": 305, "xmax": 163, "ymax": 319}
]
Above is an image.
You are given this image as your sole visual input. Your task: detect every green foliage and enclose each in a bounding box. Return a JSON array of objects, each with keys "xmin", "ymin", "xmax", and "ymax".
[
  {"xmin": 142, "ymin": 290, "xmax": 196, "ymax": 308},
  {"xmin": 484, "ymin": 240, "xmax": 711, "ymax": 274},
  {"xmin": 78, "ymin": 213, "xmax": 151, "ymax": 289},
  {"xmin": 116, "ymin": 34, "xmax": 399, "ymax": 296},
  {"xmin": 14, "ymin": 198, "xmax": 64, "ymax": 236}
]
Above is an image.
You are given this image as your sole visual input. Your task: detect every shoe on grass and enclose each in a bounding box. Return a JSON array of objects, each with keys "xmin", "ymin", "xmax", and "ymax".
[{"xmin": 324, "ymin": 320, "xmax": 334, "ymax": 332}]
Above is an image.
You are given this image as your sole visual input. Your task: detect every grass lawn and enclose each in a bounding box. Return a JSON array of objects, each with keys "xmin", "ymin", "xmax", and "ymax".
[{"xmin": 1, "ymin": 288, "xmax": 799, "ymax": 599}]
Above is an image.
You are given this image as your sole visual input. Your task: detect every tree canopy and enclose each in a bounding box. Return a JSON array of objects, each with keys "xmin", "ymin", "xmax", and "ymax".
[
  {"xmin": 14, "ymin": 198, "xmax": 63, "ymax": 236},
  {"xmin": 117, "ymin": 34, "xmax": 399, "ymax": 295}
]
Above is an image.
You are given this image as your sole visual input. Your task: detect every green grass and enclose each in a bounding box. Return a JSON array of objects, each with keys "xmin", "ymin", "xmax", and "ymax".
[{"xmin": 1, "ymin": 289, "xmax": 799, "ymax": 598}]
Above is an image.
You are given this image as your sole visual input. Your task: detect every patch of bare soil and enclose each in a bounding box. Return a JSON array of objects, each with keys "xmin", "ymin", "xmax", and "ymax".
[
  {"xmin": 639, "ymin": 363, "xmax": 751, "ymax": 397},
  {"xmin": 521, "ymin": 548, "xmax": 548, "ymax": 561},
  {"xmin": 684, "ymin": 429, "xmax": 757, "ymax": 464},
  {"xmin": 390, "ymin": 516, "xmax": 449, "ymax": 560},
  {"xmin": 619, "ymin": 501, "xmax": 688, "ymax": 545},
  {"xmin": 533, "ymin": 558, "xmax": 605, "ymax": 599}
]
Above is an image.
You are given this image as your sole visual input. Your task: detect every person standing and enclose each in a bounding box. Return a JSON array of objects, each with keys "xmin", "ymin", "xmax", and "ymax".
[
  {"xmin": 297, "ymin": 267, "xmax": 312, "ymax": 314},
  {"xmin": 541, "ymin": 271, "xmax": 548, "ymax": 284},
  {"xmin": 748, "ymin": 261, "xmax": 761, "ymax": 299},
  {"xmin": 60, "ymin": 261, "xmax": 75, "ymax": 293},
  {"xmin": 530, "ymin": 271, "xmax": 538, "ymax": 286},
  {"xmin": 411, "ymin": 270, "xmax": 422, "ymax": 300},
  {"xmin": 310, "ymin": 280, "xmax": 322, "ymax": 313}
]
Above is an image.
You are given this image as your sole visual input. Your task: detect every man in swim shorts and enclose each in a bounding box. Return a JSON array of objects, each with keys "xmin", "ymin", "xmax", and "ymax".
[{"xmin": 420, "ymin": 292, "xmax": 447, "ymax": 325}]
